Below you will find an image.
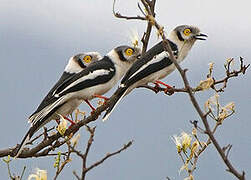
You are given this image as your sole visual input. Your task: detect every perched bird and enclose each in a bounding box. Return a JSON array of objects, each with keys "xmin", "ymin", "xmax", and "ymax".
[
  {"xmin": 15, "ymin": 46, "xmax": 141, "ymax": 158},
  {"xmin": 35, "ymin": 52, "xmax": 103, "ymax": 114},
  {"xmin": 102, "ymin": 25, "xmax": 207, "ymax": 121},
  {"xmin": 15, "ymin": 52, "xmax": 101, "ymax": 158}
]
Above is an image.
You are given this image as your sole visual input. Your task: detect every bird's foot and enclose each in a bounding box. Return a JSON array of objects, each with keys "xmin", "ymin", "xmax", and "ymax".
[
  {"xmin": 155, "ymin": 80, "xmax": 174, "ymax": 95},
  {"xmin": 84, "ymin": 100, "xmax": 96, "ymax": 111},
  {"xmin": 63, "ymin": 116, "xmax": 76, "ymax": 129},
  {"xmin": 153, "ymin": 82, "xmax": 161, "ymax": 93},
  {"xmin": 63, "ymin": 116, "xmax": 76, "ymax": 125},
  {"xmin": 93, "ymin": 94, "xmax": 109, "ymax": 104}
]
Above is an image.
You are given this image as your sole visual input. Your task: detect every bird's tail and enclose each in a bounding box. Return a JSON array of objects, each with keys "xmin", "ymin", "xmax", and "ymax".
[
  {"xmin": 102, "ymin": 86, "xmax": 128, "ymax": 121},
  {"xmin": 29, "ymin": 96, "xmax": 64, "ymax": 124},
  {"xmin": 15, "ymin": 102, "xmax": 63, "ymax": 158},
  {"xmin": 14, "ymin": 126, "xmax": 37, "ymax": 158}
]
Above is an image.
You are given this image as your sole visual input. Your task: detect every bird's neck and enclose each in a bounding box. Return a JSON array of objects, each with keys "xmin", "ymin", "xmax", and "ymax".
[
  {"xmin": 107, "ymin": 50, "xmax": 132, "ymax": 79},
  {"xmin": 168, "ymin": 31, "xmax": 195, "ymax": 62}
]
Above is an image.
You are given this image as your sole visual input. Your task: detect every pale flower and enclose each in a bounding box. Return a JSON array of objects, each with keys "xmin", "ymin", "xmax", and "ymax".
[
  {"xmin": 190, "ymin": 141, "xmax": 199, "ymax": 159},
  {"xmin": 129, "ymin": 28, "xmax": 139, "ymax": 48},
  {"xmin": 219, "ymin": 108, "xmax": 228, "ymax": 123},
  {"xmin": 28, "ymin": 168, "xmax": 47, "ymax": 180},
  {"xmin": 172, "ymin": 135, "xmax": 182, "ymax": 153},
  {"xmin": 225, "ymin": 102, "xmax": 235, "ymax": 111},
  {"xmin": 71, "ymin": 133, "xmax": 81, "ymax": 147},
  {"xmin": 196, "ymin": 77, "xmax": 214, "ymax": 91},
  {"xmin": 208, "ymin": 62, "xmax": 214, "ymax": 70},
  {"xmin": 172, "ymin": 132, "xmax": 192, "ymax": 153},
  {"xmin": 211, "ymin": 93, "xmax": 220, "ymax": 105},
  {"xmin": 226, "ymin": 57, "xmax": 234, "ymax": 65},
  {"xmin": 225, "ymin": 58, "xmax": 235, "ymax": 69},
  {"xmin": 204, "ymin": 93, "xmax": 220, "ymax": 111},
  {"xmin": 56, "ymin": 114, "xmax": 68, "ymax": 136},
  {"xmin": 184, "ymin": 174, "xmax": 194, "ymax": 180},
  {"xmin": 181, "ymin": 132, "xmax": 192, "ymax": 152},
  {"xmin": 218, "ymin": 102, "xmax": 235, "ymax": 122},
  {"xmin": 226, "ymin": 57, "xmax": 233, "ymax": 63},
  {"xmin": 208, "ymin": 62, "xmax": 214, "ymax": 76}
]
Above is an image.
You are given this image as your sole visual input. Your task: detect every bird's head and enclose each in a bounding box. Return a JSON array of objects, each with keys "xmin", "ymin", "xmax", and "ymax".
[
  {"xmin": 171, "ymin": 25, "xmax": 207, "ymax": 42},
  {"xmin": 65, "ymin": 52, "xmax": 102, "ymax": 73},
  {"xmin": 110, "ymin": 45, "xmax": 141, "ymax": 65},
  {"xmin": 169, "ymin": 25, "xmax": 207, "ymax": 60},
  {"xmin": 74, "ymin": 52, "xmax": 102, "ymax": 68}
]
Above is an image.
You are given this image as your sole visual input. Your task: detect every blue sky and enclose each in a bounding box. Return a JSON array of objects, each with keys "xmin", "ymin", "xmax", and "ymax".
[{"xmin": 0, "ymin": 0, "xmax": 250, "ymax": 179}]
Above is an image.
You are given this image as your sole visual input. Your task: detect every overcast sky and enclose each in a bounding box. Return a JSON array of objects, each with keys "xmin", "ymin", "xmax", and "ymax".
[{"xmin": 0, "ymin": 0, "xmax": 250, "ymax": 179}]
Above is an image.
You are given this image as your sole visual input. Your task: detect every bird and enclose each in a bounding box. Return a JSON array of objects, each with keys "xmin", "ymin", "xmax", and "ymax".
[
  {"xmin": 15, "ymin": 46, "xmax": 141, "ymax": 158},
  {"xmin": 14, "ymin": 52, "xmax": 101, "ymax": 158},
  {"xmin": 102, "ymin": 25, "xmax": 207, "ymax": 121},
  {"xmin": 34, "ymin": 52, "xmax": 103, "ymax": 114}
]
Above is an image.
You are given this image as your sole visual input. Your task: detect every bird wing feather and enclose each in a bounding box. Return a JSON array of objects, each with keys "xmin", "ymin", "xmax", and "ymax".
[
  {"xmin": 29, "ymin": 72, "xmax": 74, "ymax": 119},
  {"xmin": 52, "ymin": 57, "xmax": 116, "ymax": 97},
  {"xmin": 121, "ymin": 40, "xmax": 178, "ymax": 87},
  {"xmin": 29, "ymin": 57, "xmax": 115, "ymax": 123}
]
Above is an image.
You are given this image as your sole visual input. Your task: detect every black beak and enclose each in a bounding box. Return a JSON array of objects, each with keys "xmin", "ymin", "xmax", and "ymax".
[{"xmin": 195, "ymin": 33, "xmax": 208, "ymax": 40}]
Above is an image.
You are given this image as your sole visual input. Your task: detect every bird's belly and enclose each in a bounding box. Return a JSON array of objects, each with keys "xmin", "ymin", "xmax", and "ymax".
[
  {"xmin": 134, "ymin": 64, "xmax": 176, "ymax": 87},
  {"xmin": 52, "ymin": 98, "xmax": 82, "ymax": 119},
  {"xmin": 157, "ymin": 64, "xmax": 176, "ymax": 80},
  {"xmin": 72, "ymin": 79, "xmax": 116, "ymax": 100}
]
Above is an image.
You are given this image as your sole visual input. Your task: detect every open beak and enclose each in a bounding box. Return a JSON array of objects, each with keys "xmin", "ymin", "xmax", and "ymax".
[{"xmin": 195, "ymin": 33, "xmax": 208, "ymax": 40}]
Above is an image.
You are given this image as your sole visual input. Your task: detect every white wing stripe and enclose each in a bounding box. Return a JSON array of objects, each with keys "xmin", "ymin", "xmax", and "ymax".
[
  {"xmin": 55, "ymin": 69, "xmax": 111, "ymax": 96},
  {"xmin": 128, "ymin": 51, "xmax": 168, "ymax": 81}
]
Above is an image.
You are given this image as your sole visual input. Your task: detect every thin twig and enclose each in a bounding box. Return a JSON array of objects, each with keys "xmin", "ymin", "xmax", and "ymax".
[
  {"xmin": 84, "ymin": 141, "xmax": 133, "ymax": 174},
  {"xmin": 20, "ymin": 166, "xmax": 26, "ymax": 180},
  {"xmin": 73, "ymin": 170, "xmax": 81, "ymax": 180},
  {"xmin": 81, "ymin": 126, "xmax": 96, "ymax": 180},
  {"xmin": 27, "ymin": 126, "xmax": 55, "ymax": 145},
  {"xmin": 112, "ymin": 0, "xmax": 146, "ymax": 20},
  {"xmin": 212, "ymin": 57, "xmax": 250, "ymax": 92}
]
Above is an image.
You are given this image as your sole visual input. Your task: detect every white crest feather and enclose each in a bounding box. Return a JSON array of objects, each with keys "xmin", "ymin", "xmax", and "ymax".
[{"xmin": 129, "ymin": 28, "xmax": 139, "ymax": 48}]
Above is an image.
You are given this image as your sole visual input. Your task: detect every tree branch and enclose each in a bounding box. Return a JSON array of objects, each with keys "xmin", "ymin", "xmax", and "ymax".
[
  {"xmin": 138, "ymin": 1, "xmax": 246, "ymax": 179},
  {"xmin": 84, "ymin": 141, "xmax": 133, "ymax": 174}
]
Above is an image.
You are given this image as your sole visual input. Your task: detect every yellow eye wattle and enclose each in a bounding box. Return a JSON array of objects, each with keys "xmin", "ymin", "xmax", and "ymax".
[
  {"xmin": 125, "ymin": 48, "xmax": 133, "ymax": 56},
  {"xmin": 83, "ymin": 55, "xmax": 92, "ymax": 63},
  {"xmin": 183, "ymin": 28, "xmax": 191, "ymax": 36}
]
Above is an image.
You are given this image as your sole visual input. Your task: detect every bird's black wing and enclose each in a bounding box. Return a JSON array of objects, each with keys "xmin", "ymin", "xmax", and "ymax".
[
  {"xmin": 29, "ymin": 72, "xmax": 74, "ymax": 118},
  {"xmin": 29, "ymin": 56, "xmax": 115, "ymax": 118},
  {"xmin": 121, "ymin": 40, "xmax": 178, "ymax": 87},
  {"xmin": 54, "ymin": 56, "xmax": 116, "ymax": 97},
  {"xmin": 121, "ymin": 41, "xmax": 164, "ymax": 84}
]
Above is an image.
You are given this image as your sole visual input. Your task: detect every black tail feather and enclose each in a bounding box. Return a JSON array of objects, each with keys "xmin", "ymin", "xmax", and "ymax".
[
  {"xmin": 102, "ymin": 86, "xmax": 128, "ymax": 121},
  {"xmin": 14, "ymin": 126, "xmax": 36, "ymax": 158}
]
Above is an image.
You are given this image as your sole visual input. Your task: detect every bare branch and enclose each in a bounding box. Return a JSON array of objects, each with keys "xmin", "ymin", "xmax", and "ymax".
[
  {"xmin": 73, "ymin": 170, "xmax": 81, "ymax": 180},
  {"xmin": 112, "ymin": 0, "xmax": 146, "ymax": 20},
  {"xmin": 212, "ymin": 57, "xmax": 250, "ymax": 92},
  {"xmin": 81, "ymin": 126, "xmax": 96, "ymax": 180},
  {"xmin": 84, "ymin": 141, "xmax": 133, "ymax": 174}
]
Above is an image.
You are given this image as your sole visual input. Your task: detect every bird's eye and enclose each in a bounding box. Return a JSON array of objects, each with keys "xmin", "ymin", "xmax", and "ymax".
[
  {"xmin": 83, "ymin": 55, "xmax": 92, "ymax": 63},
  {"xmin": 125, "ymin": 48, "xmax": 134, "ymax": 56},
  {"xmin": 183, "ymin": 28, "xmax": 191, "ymax": 36}
]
